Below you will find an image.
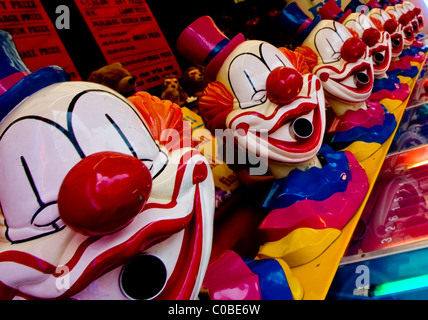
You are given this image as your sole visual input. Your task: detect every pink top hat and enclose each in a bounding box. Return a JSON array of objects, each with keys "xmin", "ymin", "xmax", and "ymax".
[{"xmin": 177, "ymin": 16, "xmax": 245, "ymax": 82}]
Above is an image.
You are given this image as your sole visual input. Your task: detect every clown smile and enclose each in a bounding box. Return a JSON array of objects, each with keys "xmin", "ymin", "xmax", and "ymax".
[
  {"xmin": 317, "ymin": 61, "xmax": 373, "ymax": 103},
  {"xmin": 391, "ymin": 33, "xmax": 404, "ymax": 55},
  {"xmin": 229, "ymin": 73, "xmax": 325, "ymax": 163},
  {"xmin": 370, "ymin": 43, "xmax": 391, "ymax": 74},
  {"xmin": 331, "ymin": 63, "xmax": 372, "ymax": 92},
  {"xmin": 266, "ymin": 104, "xmax": 321, "ymax": 153}
]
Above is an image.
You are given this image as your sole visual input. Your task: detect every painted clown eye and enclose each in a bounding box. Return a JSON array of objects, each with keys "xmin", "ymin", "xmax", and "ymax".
[
  {"xmin": 120, "ymin": 254, "xmax": 167, "ymax": 300},
  {"xmin": 315, "ymin": 23, "xmax": 354, "ymax": 64},
  {"xmin": 228, "ymin": 42, "xmax": 295, "ymax": 109},
  {"xmin": 229, "ymin": 53, "xmax": 269, "ymax": 109}
]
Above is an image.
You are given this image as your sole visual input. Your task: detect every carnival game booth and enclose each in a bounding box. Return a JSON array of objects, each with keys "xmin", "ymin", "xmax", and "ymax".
[
  {"xmin": 0, "ymin": 0, "xmax": 427, "ymax": 300},
  {"xmin": 176, "ymin": 0, "xmax": 428, "ymax": 300}
]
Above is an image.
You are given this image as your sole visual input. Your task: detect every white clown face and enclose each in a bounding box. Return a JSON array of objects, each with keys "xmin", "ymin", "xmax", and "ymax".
[
  {"xmin": 368, "ymin": 8, "xmax": 404, "ymax": 58},
  {"xmin": 343, "ymin": 13, "xmax": 392, "ymax": 76},
  {"xmin": 0, "ymin": 81, "xmax": 214, "ymax": 300},
  {"xmin": 216, "ymin": 40, "xmax": 326, "ymax": 164},
  {"xmin": 394, "ymin": 4, "xmax": 416, "ymax": 46},
  {"xmin": 404, "ymin": 1, "xmax": 425, "ymax": 33},
  {"xmin": 402, "ymin": 1, "xmax": 422, "ymax": 34},
  {"xmin": 302, "ymin": 20, "xmax": 374, "ymax": 104},
  {"xmin": 385, "ymin": 5, "xmax": 407, "ymax": 54}
]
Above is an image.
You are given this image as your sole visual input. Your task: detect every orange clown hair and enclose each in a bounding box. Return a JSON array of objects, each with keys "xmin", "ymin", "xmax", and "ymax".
[
  {"xmin": 293, "ymin": 46, "xmax": 319, "ymax": 73},
  {"xmin": 278, "ymin": 46, "xmax": 312, "ymax": 75},
  {"xmin": 198, "ymin": 81, "xmax": 234, "ymax": 133},
  {"xmin": 369, "ymin": 16, "xmax": 384, "ymax": 31},
  {"xmin": 128, "ymin": 91, "xmax": 191, "ymax": 151}
]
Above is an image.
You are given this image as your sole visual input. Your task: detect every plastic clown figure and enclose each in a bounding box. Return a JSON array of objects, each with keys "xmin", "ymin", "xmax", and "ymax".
[
  {"xmin": 403, "ymin": 1, "xmax": 424, "ymax": 36},
  {"xmin": 317, "ymin": 0, "xmax": 409, "ymax": 110},
  {"xmin": 384, "ymin": 2, "xmax": 425, "ymax": 81},
  {"xmin": 368, "ymin": 6, "xmax": 404, "ymax": 63},
  {"xmin": 400, "ymin": 1, "xmax": 428, "ymax": 54},
  {"xmin": 276, "ymin": 2, "xmax": 396, "ymax": 162},
  {"xmin": 319, "ymin": 0, "xmax": 403, "ymax": 106},
  {"xmin": 0, "ymin": 30, "xmax": 215, "ymax": 300},
  {"xmin": 366, "ymin": 5, "xmax": 411, "ymax": 107},
  {"xmin": 177, "ymin": 15, "xmax": 368, "ymax": 300},
  {"xmin": 394, "ymin": 2, "xmax": 417, "ymax": 46},
  {"xmin": 391, "ymin": 0, "xmax": 428, "ymax": 61},
  {"xmin": 368, "ymin": 1, "xmax": 405, "ymax": 59},
  {"xmin": 342, "ymin": 11, "xmax": 393, "ymax": 77}
]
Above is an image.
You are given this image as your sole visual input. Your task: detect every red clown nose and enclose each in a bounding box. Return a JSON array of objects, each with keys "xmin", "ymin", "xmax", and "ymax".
[
  {"xmin": 341, "ymin": 37, "xmax": 367, "ymax": 62},
  {"xmin": 384, "ymin": 19, "xmax": 399, "ymax": 34},
  {"xmin": 266, "ymin": 66, "xmax": 303, "ymax": 105},
  {"xmin": 58, "ymin": 152, "xmax": 152, "ymax": 236},
  {"xmin": 362, "ymin": 28, "xmax": 381, "ymax": 47}
]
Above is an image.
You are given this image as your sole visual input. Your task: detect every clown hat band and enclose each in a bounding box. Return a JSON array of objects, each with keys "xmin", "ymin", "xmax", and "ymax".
[{"xmin": 176, "ymin": 16, "xmax": 246, "ymax": 82}]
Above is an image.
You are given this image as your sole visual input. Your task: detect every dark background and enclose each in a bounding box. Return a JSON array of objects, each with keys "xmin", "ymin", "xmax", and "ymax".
[
  {"xmin": 146, "ymin": 0, "xmax": 288, "ymax": 71},
  {"xmin": 40, "ymin": 0, "xmax": 287, "ymax": 91}
]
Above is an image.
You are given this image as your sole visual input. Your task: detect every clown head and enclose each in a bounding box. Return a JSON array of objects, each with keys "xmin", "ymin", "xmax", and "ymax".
[
  {"xmin": 368, "ymin": 7, "xmax": 404, "ymax": 58},
  {"xmin": 297, "ymin": 20, "xmax": 373, "ymax": 115},
  {"xmin": 403, "ymin": 1, "xmax": 424, "ymax": 33},
  {"xmin": 401, "ymin": 1, "xmax": 422, "ymax": 35},
  {"xmin": 342, "ymin": 12, "xmax": 392, "ymax": 76},
  {"xmin": 177, "ymin": 16, "xmax": 326, "ymax": 170},
  {"xmin": 390, "ymin": 3, "xmax": 416, "ymax": 46},
  {"xmin": 0, "ymin": 30, "xmax": 215, "ymax": 300}
]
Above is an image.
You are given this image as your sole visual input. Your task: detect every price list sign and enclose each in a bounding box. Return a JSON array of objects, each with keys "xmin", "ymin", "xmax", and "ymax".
[
  {"xmin": 75, "ymin": 0, "xmax": 182, "ymax": 90},
  {"xmin": 0, "ymin": 0, "xmax": 81, "ymax": 80}
]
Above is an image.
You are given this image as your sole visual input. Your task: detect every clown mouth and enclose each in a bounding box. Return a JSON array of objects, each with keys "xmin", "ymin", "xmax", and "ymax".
[
  {"xmin": 391, "ymin": 34, "xmax": 404, "ymax": 53},
  {"xmin": 334, "ymin": 63, "xmax": 373, "ymax": 94},
  {"xmin": 370, "ymin": 45, "xmax": 390, "ymax": 72},
  {"xmin": 237, "ymin": 100, "xmax": 322, "ymax": 155},
  {"xmin": 233, "ymin": 74, "xmax": 323, "ymax": 155},
  {"xmin": 267, "ymin": 106, "xmax": 322, "ymax": 154},
  {"xmin": 404, "ymin": 26, "xmax": 415, "ymax": 42}
]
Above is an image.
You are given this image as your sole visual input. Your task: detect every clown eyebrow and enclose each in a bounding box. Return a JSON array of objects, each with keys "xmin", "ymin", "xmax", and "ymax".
[
  {"xmin": 105, "ymin": 113, "xmax": 138, "ymax": 158},
  {"xmin": 20, "ymin": 156, "xmax": 43, "ymax": 207},
  {"xmin": 275, "ymin": 54, "xmax": 286, "ymax": 66},
  {"xmin": 244, "ymin": 69, "xmax": 257, "ymax": 93},
  {"xmin": 326, "ymin": 38, "xmax": 340, "ymax": 55}
]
